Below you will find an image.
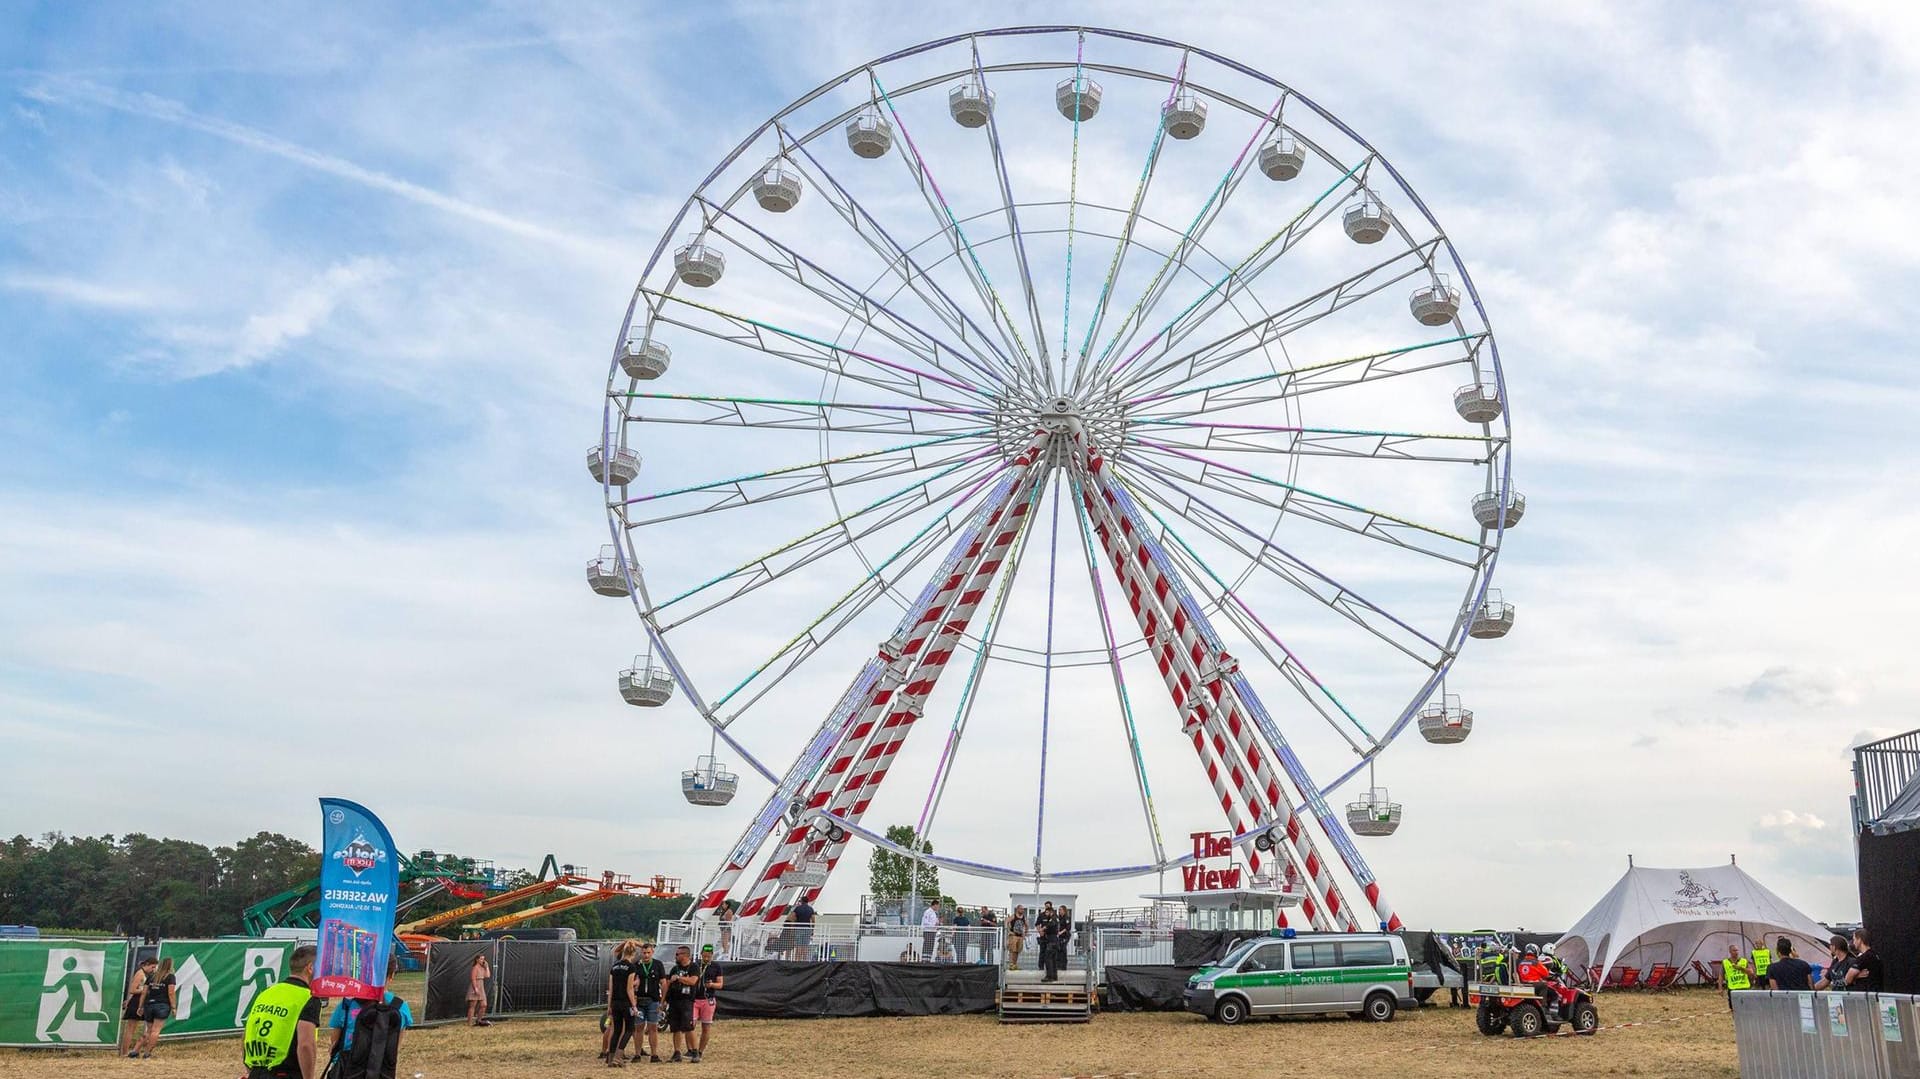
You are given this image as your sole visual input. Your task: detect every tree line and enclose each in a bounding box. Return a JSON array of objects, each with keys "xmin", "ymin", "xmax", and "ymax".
[{"xmin": 0, "ymin": 832, "xmax": 691, "ymax": 941}]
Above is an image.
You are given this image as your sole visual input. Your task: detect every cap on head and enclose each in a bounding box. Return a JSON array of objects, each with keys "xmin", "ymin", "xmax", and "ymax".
[{"xmin": 701, "ymin": 945, "xmax": 714, "ymax": 954}]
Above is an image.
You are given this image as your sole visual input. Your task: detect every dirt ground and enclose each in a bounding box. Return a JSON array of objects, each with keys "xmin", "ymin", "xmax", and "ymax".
[{"xmin": 0, "ymin": 987, "xmax": 1737, "ymax": 1079}]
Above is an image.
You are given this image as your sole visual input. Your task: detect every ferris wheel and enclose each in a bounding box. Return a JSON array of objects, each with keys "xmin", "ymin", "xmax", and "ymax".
[{"xmin": 589, "ymin": 27, "xmax": 1520, "ymax": 933}]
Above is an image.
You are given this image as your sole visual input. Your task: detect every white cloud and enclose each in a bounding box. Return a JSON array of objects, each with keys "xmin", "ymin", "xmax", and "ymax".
[{"xmin": 1, "ymin": 270, "xmax": 173, "ymax": 310}]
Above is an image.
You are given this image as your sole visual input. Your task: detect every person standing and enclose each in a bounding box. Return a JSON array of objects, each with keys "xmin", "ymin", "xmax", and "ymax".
[
  {"xmin": 1816, "ymin": 935, "xmax": 1854, "ymax": 990},
  {"xmin": 692, "ymin": 943, "xmax": 725, "ymax": 1062},
  {"xmin": 632, "ymin": 942, "xmax": 665, "ymax": 1063},
  {"xmin": 921, "ymin": 900, "xmax": 942, "ymax": 961},
  {"xmin": 1006, "ymin": 906, "xmax": 1027, "ymax": 971},
  {"xmin": 603, "ymin": 941, "xmax": 637, "ymax": 1067},
  {"xmin": 979, "ymin": 907, "xmax": 998, "ymax": 966},
  {"xmin": 131, "ymin": 957, "xmax": 177, "ymax": 1058},
  {"xmin": 1749, "ymin": 936, "xmax": 1772, "ymax": 986},
  {"xmin": 327, "ymin": 955, "xmax": 413, "ymax": 1071},
  {"xmin": 1845, "ymin": 929, "xmax": 1885, "ymax": 991},
  {"xmin": 1719, "ymin": 943, "xmax": 1751, "ymax": 1008},
  {"xmin": 119, "ymin": 957, "xmax": 156, "ymax": 1056},
  {"xmin": 242, "ymin": 944, "xmax": 321, "ymax": 1079},
  {"xmin": 1766, "ymin": 938, "xmax": 1813, "ymax": 991},
  {"xmin": 717, "ymin": 903, "xmax": 736, "ymax": 958},
  {"xmin": 664, "ymin": 945, "xmax": 699, "ymax": 1063},
  {"xmin": 1036, "ymin": 903, "xmax": 1062, "ymax": 983},
  {"xmin": 789, "ymin": 896, "xmax": 816, "ymax": 961},
  {"xmin": 952, "ymin": 906, "xmax": 973, "ymax": 964},
  {"xmin": 467, "ymin": 953, "xmax": 493, "ymax": 1026}
]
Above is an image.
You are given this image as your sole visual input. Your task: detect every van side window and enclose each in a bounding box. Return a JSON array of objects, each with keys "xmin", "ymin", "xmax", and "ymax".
[
  {"xmin": 1338, "ymin": 940, "xmax": 1395, "ymax": 967},
  {"xmin": 1291, "ymin": 942, "xmax": 1337, "ymax": 970},
  {"xmin": 1241, "ymin": 943, "xmax": 1288, "ymax": 972}
]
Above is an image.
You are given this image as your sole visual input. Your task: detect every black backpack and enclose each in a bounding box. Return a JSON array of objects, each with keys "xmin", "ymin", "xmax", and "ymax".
[{"xmin": 338, "ymin": 996, "xmax": 404, "ymax": 1079}]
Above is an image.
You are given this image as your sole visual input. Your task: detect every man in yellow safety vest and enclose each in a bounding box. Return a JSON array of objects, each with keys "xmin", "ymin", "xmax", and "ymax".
[
  {"xmin": 243, "ymin": 944, "xmax": 321, "ymax": 1079},
  {"xmin": 1750, "ymin": 939, "xmax": 1772, "ymax": 983},
  {"xmin": 1721, "ymin": 943, "xmax": 1752, "ymax": 1009}
]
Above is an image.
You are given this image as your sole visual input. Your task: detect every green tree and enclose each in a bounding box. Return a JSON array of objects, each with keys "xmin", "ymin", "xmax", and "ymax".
[{"xmin": 868, "ymin": 824, "xmax": 939, "ymax": 900}]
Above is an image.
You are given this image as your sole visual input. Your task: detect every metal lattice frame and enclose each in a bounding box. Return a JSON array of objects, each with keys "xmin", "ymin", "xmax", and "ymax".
[{"xmin": 595, "ymin": 27, "xmax": 1517, "ymax": 924}]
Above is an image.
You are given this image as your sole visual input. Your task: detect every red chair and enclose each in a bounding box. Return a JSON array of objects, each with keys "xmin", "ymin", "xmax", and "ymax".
[
  {"xmin": 1645, "ymin": 963, "xmax": 1679, "ymax": 990},
  {"xmin": 1588, "ymin": 965, "xmax": 1603, "ymax": 985},
  {"xmin": 1617, "ymin": 966, "xmax": 1641, "ymax": 989},
  {"xmin": 1691, "ymin": 960, "xmax": 1718, "ymax": 986}
]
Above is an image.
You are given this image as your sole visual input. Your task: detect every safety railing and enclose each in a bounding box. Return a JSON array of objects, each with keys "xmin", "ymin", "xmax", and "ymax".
[
  {"xmin": 1855, "ymin": 728, "xmax": 1920, "ymax": 826},
  {"xmin": 1732, "ymin": 990, "xmax": 1920, "ymax": 1078},
  {"xmin": 1094, "ymin": 926, "xmax": 1177, "ymax": 973},
  {"xmin": 652, "ymin": 919, "xmax": 1004, "ymax": 965}
]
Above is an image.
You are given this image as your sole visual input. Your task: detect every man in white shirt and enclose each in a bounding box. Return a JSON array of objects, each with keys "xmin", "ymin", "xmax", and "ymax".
[{"xmin": 920, "ymin": 901, "xmax": 941, "ymax": 961}]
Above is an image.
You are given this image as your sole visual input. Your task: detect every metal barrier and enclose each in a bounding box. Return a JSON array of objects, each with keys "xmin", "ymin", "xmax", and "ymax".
[
  {"xmin": 1732, "ymin": 990, "xmax": 1920, "ymax": 1078},
  {"xmin": 422, "ymin": 939, "xmax": 613, "ymax": 1023},
  {"xmin": 1095, "ymin": 927, "xmax": 1177, "ymax": 973},
  {"xmin": 653, "ymin": 920, "xmax": 1003, "ymax": 965}
]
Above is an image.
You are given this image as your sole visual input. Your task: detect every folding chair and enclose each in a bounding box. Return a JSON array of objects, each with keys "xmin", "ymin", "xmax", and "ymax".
[
  {"xmin": 1691, "ymin": 960, "xmax": 1718, "ymax": 986},
  {"xmin": 1645, "ymin": 963, "xmax": 1678, "ymax": 990},
  {"xmin": 1617, "ymin": 966, "xmax": 1641, "ymax": 989}
]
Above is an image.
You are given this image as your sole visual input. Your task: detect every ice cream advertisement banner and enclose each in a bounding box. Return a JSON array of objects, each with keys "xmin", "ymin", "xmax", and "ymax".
[{"xmin": 314, "ymin": 798, "xmax": 399, "ymax": 999}]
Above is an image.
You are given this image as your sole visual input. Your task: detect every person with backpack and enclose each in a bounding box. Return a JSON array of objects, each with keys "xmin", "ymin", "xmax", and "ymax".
[
  {"xmin": 131, "ymin": 957, "xmax": 177, "ymax": 1058},
  {"xmin": 243, "ymin": 944, "xmax": 321, "ymax": 1079},
  {"xmin": 327, "ymin": 956, "xmax": 413, "ymax": 1079}
]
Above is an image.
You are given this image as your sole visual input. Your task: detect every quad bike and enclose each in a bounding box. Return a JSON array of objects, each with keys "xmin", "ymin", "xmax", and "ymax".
[{"xmin": 1469, "ymin": 979, "xmax": 1599, "ymax": 1038}]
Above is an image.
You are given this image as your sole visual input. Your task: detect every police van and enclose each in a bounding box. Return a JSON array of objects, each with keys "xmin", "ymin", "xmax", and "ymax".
[{"xmin": 1184, "ymin": 931, "xmax": 1417, "ymax": 1024}]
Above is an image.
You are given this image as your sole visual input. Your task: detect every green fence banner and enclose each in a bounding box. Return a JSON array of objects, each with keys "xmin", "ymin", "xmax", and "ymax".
[
  {"xmin": 154, "ymin": 939, "xmax": 296, "ymax": 1038},
  {"xmin": 0, "ymin": 939, "xmax": 129, "ymax": 1048}
]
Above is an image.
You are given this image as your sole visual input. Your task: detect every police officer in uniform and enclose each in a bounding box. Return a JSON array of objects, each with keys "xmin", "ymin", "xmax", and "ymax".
[{"xmin": 244, "ymin": 944, "xmax": 322, "ymax": 1079}]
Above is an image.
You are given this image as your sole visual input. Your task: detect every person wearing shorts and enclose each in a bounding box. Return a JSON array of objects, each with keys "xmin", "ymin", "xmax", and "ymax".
[
  {"xmin": 633, "ymin": 942, "xmax": 666, "ymax": 1063},
  {"xmin": 132, "ymin": 958, "xmax": 177, "ymax": 1058},
  {"xmin": 693, "ymin": 944, "xmax": 725, "ymax": 1061},
  {"xmin": 664, "ymin": 946, "xmax": 699, "ymax": 1062},
  {"xmin": 120, "ymin": 957, "xmax": 156, "ymax": 1056}
]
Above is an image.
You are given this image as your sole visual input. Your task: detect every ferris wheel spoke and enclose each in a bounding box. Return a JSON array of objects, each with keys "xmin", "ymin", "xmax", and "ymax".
[
  {"xmin": 647, "ymin": 453, "xmax": 1003, "ymax": 627},
  {"xmin": 615, "ymin": 390, "xmax": 991, "ymax": 437},
  {"xmin": 1126, "ymin": 417, "xmax": 1500, "ymax": 466},
  {"xmin": 776, "ymin": 126, "xmax": 1031, "ymax": 390},
  {"xmin": 1072, "ymin": 90, "xmax": 1282, "ymax": 397},
  {"xmin": 1114, "ymin": 466, "xmax": 1448, "ymax": 667},
  {"xmin": 1124, "ymin": 439, "xmax": 1487, "ymax": 557},
  {"xmin": 968, "ymin": 39, "xmax": 1055, "ymax": 391},
  {"xmin": 1067, "ymin": 467, "xmax": 1168, "ymax": 865},
  {"xmin": 1107, "ymin": 235, "xmax": 1440, "ymax": 401},
  {"xmin": 1087, "ymin": 153, "xmax": 1372, "ymax": 389},
  {"xmin": 1134, "ymin": 494, "xmax": 1379, "ymax": 752},
  {"xmin": 693, "ymin": 196, "xmax": 1015, "ymax": 394},
  {"xmin": 705, "ymin": 464, "xmax": 1018, "ymax": 718},
  {"xmin": 645, "ymin": 291, "xmax": 994, "ymax": 407},
  {"xmin": 1124, "ymin": 332, "xmax": 1486, "ymax": 418},
  {"xmin": 620, "ymin": 431, "xmax": 993, "ymax": 527},
  {"xmin": 869, "ymin": 71, "xmax": 1049, "ymax": 384}
]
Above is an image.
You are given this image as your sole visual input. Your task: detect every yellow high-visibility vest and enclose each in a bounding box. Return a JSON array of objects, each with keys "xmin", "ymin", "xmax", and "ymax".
[
  {"xmin": 242, "ymin": 980, "xmax": 312, "ymax": 1070},
  {"xmin": 1752, "ymin": 948, "xmax": 1771, "ymax": 977},
  {"xmin": 1722, "ymin": 958, "xmax": 1751, "ymax": 991}
]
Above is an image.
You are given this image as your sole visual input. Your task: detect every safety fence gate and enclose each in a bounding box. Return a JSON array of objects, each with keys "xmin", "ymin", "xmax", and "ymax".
[
  {"xmin": 422, "ymin": 939, "xmax": 615, "ymax": 1023},
  {"xmin": 1733, "ymin": 990, "xmax": 1920, "ymax": 1078}
]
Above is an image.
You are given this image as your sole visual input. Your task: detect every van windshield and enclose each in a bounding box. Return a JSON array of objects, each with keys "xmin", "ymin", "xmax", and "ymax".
[{"xmin": 1217, "ymin": 938, "xmax": 1263, "ymax": 968}]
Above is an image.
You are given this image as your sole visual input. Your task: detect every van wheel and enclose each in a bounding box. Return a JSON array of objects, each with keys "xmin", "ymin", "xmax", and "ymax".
[
  {"xmin": 1571, "ymin": 1001, "xmax": 1599, "ymax": 1035},
  {"xmin": 1509, "ymin": 1002, "xmax": 1545, "ymax": 1038},
  {"xmin": 1475, "ymin": 1002, "xmax": 1507, "ymax": 1036},
  {"xmin": 1363, "ymin": 992, "xmax": 1397, "ymax": 1022},
  {"xmin": 1214, "ymin": 996, "xmax": 1249, "ymax": 1026}
]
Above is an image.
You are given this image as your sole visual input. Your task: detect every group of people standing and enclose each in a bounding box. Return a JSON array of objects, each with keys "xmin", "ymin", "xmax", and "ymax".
[
  {"xmin": 602, "ymin": 939, "xmax": 724, "ymax": 1065},
  {"xmin": 117, "ymin": 956, "xmax": 178, "ymax": 1058},
  {"xmin": 1004, "ymin": 902, "xmax": 1074, "ymax": 982},
  {"xmin": 1723, "ymin": 928, "xmax": 1884, "ymax": 1000}
]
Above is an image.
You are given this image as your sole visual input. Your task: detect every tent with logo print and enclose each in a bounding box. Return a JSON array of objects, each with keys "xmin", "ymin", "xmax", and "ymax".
[{"xmin": 1552, "ymin": 860, "xmax": 1832, "ymax": 987}]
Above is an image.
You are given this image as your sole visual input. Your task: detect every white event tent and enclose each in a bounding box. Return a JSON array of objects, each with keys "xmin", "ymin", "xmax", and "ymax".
[{"xmin": 1554, "ymin": 861, "xmax": 1832, "ymax": 986}]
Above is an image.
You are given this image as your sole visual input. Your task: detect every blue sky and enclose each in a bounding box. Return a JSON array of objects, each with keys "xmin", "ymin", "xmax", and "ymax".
[{"xmin": 4, "ymin": 1, "xmax": 1919, "ymax": 929}]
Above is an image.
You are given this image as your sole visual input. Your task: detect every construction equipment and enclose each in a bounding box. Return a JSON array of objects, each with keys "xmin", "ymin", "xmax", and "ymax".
[{"xmin": 241, "ymin": 850, "xmax": 504, "ymax": 936}]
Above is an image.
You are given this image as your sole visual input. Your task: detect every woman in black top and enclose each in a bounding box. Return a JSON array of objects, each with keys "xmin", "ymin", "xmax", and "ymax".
[
  {"xmin": 120, "ymin": 958, "xmax": 156, "ymax": 1056},
  {"xmin": 603, "ymin": 941, "xmax": 637, "ymax": 1067},
  {"xmin": 133, "ymin": 958, "xmax": 176, "ymax": 1058}
]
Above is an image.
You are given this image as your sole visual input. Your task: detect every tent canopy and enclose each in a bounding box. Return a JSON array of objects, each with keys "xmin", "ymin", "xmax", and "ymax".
[
  {"xmin": 1554, "ymin": 862, "xmax": 1831, "ymax": 984},
  {"xmin": 1871, "ymin": 771, "xmax": 1920, "ymax": 835}
]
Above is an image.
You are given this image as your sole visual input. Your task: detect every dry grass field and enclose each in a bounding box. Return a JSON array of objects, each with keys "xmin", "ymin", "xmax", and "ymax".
[{"xmin": 0, "ymin": 987, "xmax": 1736, "ymax": 1079}]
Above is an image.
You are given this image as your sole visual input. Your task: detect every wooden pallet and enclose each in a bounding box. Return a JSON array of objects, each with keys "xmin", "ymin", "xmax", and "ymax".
[{"xmin": 997, "ymin": 985, "xmax": 1094, "ymax": 1023}]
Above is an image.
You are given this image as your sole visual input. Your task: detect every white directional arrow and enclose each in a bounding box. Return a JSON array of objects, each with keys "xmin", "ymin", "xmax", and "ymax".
[{"xmin": 172, "ymin": 956, "xmax": 211, "ymax": 1022}]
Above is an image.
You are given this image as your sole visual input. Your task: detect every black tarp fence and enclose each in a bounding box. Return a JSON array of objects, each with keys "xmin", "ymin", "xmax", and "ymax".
[
  {"xmin": 1104, "ymin": 965, "xmax": 1202, "ymax": 1011},
  {"xmin": 1859, "ymin": 825, "xmax": 1920, "ymax": 995},
  {"xmin": 423, "ymin": 940, "xmax": 614, "ymax": 1023},
  {"xmin": 714, "ymin": 960, "xmax": 997, "ymax": 1018},
  {"xmin": 1170, "ymin": 929, "xmax": 1266, "ymax": 966}
]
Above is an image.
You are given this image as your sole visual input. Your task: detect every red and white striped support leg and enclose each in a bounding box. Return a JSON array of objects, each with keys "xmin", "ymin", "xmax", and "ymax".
[
  {"xmin": 1081, "ymin": 442, "xmax": 1363, "ymax": 930},
  {"xmin": 736, "ymin": 437, "xmax": 1049, "ymax": 921},
  {"xmin": 760, "ymin": 463, "xmax": 1050, "ymax": 923}
]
